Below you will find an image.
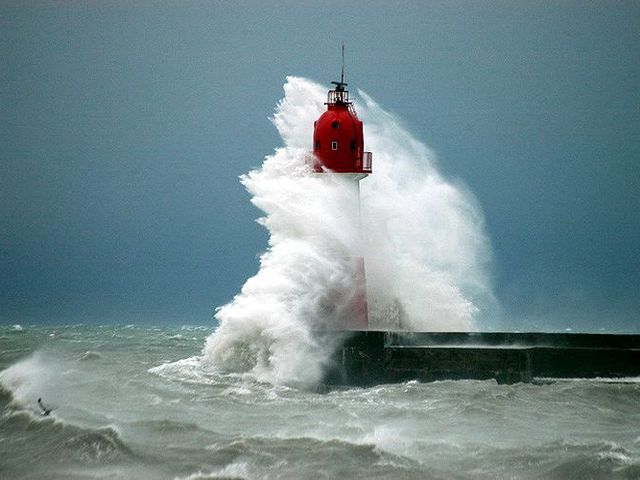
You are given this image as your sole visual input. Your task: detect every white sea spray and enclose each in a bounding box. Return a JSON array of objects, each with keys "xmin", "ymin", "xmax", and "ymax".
[{"xmin": 201, "ymin": 77, "xmax": 497, "ymax": 386}]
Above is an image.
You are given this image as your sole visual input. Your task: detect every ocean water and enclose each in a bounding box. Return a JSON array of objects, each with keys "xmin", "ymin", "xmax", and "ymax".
[{"xmin": 1, "ymin": 324, "xmax": 639, "ymax": 480}]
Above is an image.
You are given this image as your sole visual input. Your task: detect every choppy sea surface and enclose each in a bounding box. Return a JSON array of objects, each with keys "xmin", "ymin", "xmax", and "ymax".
[{"xmin": 1, "ymin": 324, "xmax": 639, "ymax": 480}]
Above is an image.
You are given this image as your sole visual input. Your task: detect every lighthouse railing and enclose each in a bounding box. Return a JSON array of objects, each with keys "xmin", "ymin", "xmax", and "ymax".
[
  {"xmin": 362, "ymin": 151, "xmax": 372, "ymax": 173},
  {"xmin": 327, "ymin": 89, "xmax": 350, "ymax": 105}
]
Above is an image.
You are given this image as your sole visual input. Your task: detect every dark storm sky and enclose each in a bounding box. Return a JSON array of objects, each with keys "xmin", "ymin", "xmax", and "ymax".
[{"xmin": 2, "ymin": 1, "xmax": 639, "ymax": 330}]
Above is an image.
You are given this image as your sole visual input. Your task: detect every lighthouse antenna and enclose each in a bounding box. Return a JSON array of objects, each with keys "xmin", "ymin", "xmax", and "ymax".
[
  {"xmin": 331, "ymin": 44, "xmax": 348, "ymax": 94},
  {"xmin": 341, "ymin": 42, "xmax": 345, "ymax": 85},
  {"xmin": 328, "ymin": 43, "xmax": 352, "ymax": 105}
]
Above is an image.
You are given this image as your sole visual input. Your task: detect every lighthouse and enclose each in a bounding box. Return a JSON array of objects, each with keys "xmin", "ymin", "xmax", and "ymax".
[
  {"xmin": 312, "ymin": 68, "xmax": 372, "ymax": 176},
  {"xmin": 311, "ymin": 52, "xmax": 372, "ymax": 330}
]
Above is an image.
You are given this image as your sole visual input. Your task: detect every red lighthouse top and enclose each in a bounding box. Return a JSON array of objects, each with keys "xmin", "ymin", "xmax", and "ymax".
[{"xmin": 312, "ymin": 68, "xmax": 372, "ymax": 174}]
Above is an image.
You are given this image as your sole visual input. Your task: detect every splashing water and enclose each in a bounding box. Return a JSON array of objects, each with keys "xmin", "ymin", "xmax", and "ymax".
[
  {"xmin": 201, "ymin": 77, "xmax": 497, "ymax": 386},
  {"xmin": 358, "ymin": 91, "xmax": 497, "ymax": 331}
]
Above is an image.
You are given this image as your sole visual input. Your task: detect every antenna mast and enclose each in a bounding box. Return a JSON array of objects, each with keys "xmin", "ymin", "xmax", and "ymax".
[
  {"xmin": 341, "ymin": 43, "xmax": 345, "ymax": 84},
  {"xmin": 329, "ymin": 43, "xmax": 350, "ymax": 103}
]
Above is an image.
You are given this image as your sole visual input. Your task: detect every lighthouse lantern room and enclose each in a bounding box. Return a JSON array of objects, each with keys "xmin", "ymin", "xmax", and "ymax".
[{"xmin": 312, "ymin": 54, "xmax": 372, "ymax": 176}]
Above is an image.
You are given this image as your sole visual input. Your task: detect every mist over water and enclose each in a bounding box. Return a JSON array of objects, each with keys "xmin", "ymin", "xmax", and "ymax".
[{"xmin": 202, "ymin": 77, "xmax": 497, "ymax": 386}]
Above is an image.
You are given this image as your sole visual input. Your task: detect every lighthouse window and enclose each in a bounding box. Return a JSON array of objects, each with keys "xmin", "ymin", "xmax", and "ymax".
[
  {"xmin": 315, "ymin": 140, "xmax": 321, "ymax": 151},
  {"xmin": 350, "ymin": 140, "xmax": 356, "ymax": 151},
  {"xmin": 331, "ymin": 121, "xmax": 340, "ymax": 129},
  {"xmin": 331, "ymin": 141, "xmax": 338, "ymax": 150}
]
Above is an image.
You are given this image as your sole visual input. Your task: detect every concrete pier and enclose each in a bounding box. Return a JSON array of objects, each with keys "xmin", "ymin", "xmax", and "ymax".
[{"xmin": 324, "ymin": 331, "xmax": 640, "ymax": 386}]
